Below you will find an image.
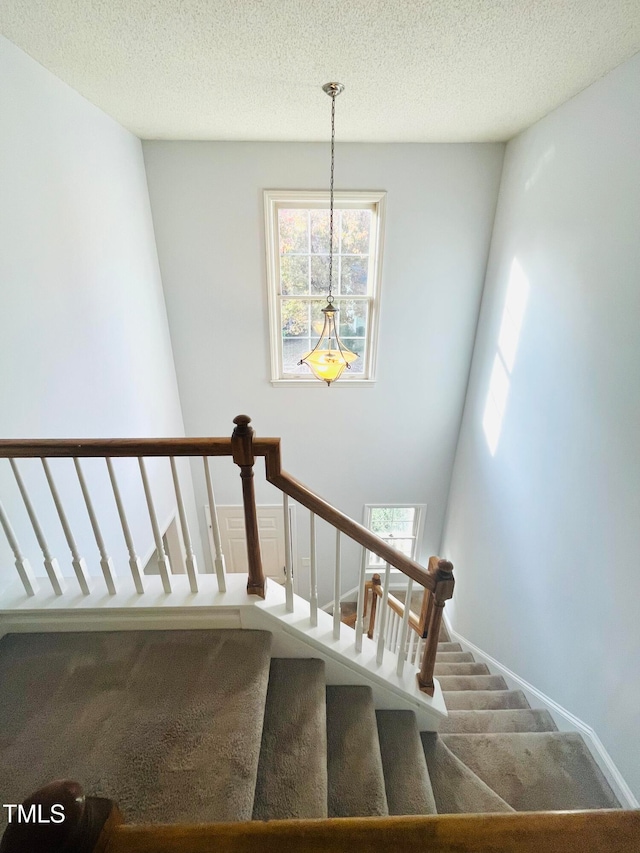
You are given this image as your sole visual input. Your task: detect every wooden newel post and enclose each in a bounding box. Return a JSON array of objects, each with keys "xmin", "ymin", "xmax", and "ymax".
[
  {"xmin": 367, "ymin": 573, "xmax": 382, "ymax": 639},
  {"xmin": 0, "ymin": 780, "xmax": 121, "ymax": 853},
  {"xmin": 231, "ymin": 415, "xmax": 266, "ymax": 599},
  {"xmin": 417, "ymin": 559, "xmax": 455, "ymax": 696}
]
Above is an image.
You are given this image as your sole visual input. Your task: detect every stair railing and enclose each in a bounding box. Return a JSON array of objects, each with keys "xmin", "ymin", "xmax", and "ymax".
[
  {"xmin": 0, "ymin": 414, "xmax": 454, "ymax": 693},
  {"xmin": 0, "ymin": 435, "xmax": 253, "ymax": 598},
  {"xmin": 363, "ymin": 555, "xmax": 455, "ymax": 695},
  {"xmin": 3, "ymin": 780, "xmax": 638, "ymax": 853}
]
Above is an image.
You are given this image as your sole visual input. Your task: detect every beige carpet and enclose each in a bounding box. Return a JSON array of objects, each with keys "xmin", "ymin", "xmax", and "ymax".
[
  {"xmin": 253, "ymin": 658, "xmax": 327, "ymax": 819},
  {"xmin": 0, "ymin": 630, "xmax": 272, "ymax": 827},
  {"xmin": 0, "ymin": 626, "xmax": 621, "ymax": 828}
]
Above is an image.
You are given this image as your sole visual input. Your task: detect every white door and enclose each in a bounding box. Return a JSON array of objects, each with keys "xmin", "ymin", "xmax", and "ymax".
[{"xmin": 215, "ymin": 505, "xmax": 294, "ymax": 584}]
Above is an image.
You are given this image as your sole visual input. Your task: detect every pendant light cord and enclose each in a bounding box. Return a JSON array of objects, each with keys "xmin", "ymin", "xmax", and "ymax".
[{"xmin": 328, "ymin": 92, "xmax": 336, "ymax": 304}]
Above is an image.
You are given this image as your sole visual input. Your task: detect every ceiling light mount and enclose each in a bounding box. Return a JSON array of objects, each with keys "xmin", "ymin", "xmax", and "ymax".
[{"xmin": 322, "ymin": 82, "xmax": 345, "ymax": 98}]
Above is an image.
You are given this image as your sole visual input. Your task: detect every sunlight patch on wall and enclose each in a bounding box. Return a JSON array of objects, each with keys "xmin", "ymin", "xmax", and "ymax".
[{"xmin": 483, "ymin": 259, "xmax": 530, "ymax": 455}]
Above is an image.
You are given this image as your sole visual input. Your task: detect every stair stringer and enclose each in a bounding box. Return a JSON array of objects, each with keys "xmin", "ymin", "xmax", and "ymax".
[{"xmin": 241, "ymin": 582, "xmax": 447, "ymax": 731}]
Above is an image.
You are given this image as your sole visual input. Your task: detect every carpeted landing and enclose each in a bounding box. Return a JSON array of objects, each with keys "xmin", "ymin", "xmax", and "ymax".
[{"xmin": 0, "ymin": 627, "xmax": 619, "ymax": 827}]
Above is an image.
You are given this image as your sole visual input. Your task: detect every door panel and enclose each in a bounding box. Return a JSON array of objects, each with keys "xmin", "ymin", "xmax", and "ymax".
[{"xmin": 215, "ymin": 505, "xmax": 292, "ymax": 583}]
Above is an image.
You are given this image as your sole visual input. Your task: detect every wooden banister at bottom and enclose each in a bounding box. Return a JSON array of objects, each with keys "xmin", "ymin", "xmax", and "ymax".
[
  {"xmin": 8, "ymin": 809, "xmax": 639, "ymax": 853},
  {"xmin": 2, "ymin": 784, "xmax": 638, "ymax": 853}
]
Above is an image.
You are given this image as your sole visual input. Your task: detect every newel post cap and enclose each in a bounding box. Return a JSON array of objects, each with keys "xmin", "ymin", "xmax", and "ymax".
[{"xmin": 232, "ymin": 414, "xmax": 252, "ymax": 433}]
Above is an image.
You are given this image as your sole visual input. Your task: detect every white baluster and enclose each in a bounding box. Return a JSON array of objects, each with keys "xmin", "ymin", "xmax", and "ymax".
[
  {"xmin": 9, "ymin": 459, "xmax": 65, "ymax": 595},
  {"xmin": 170, "ymin": 457, "xmax": 198, "ymax": 593},
  {"xmin": 385, "ymin": 611, "xmax": 394, "ymax": 651},
  {"xmin": 283, "ymin": 492, "xmax": 293, "ymax": 612},
  {"xmin": 396, "ymin": 578, "xmax": 414, "ymax": 676},
  {"xmin": 74, "ymin": 458, "xmax": 117, "ymax": 595},
  {"xmin": 393, "ymin": 611, "xmax": 400, "ymax": 651},
  {"xmin": 203, "ymin": 457, "xmax": 226, "ymax": 593},
  {"xmin": 0, "ymin": 498, "xmax": 38, "ymax": 596},
  {"xmin": 354, "ymin": 546, "xmax": 367, "ymax": 653},
  {"xmin": 333, "ymin": 529, "xmax": 341, "ymax": 640},
  {"xmin": 376, "ymin": 562, "xmax": 391, "ymax": 665},
  {"xmin": 309, "ymin": 512, "xmax": 318, "ymax": 626},
  {"xmin": 42, "ymin": 459, "xmax": 91, "ymax": 595},
  {"xmin": 138, "ymin": 457, "xmax": 171, "ymax": 593},
  {"xmin": 408, "ymin": 625, "xmax": 417, "ymax": 664},
  {"xmin": 416, "ymin": 637, "xmax": 425, "ymax": 667},
  {"xmin": 106, "ymin": 457, "xmax": 144, "ymax": 594}
]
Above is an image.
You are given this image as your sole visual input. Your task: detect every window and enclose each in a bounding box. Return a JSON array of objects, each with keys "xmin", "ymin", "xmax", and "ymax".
[
  {"xmin": 364, "ymin": 504, "xmax": 426, "ymax": 571},
  {"xmin": 264, "ymin": 190, "xmax": 386, "ymax": 384}
]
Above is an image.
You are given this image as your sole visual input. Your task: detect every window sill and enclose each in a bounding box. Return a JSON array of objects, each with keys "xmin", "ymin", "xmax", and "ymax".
[{"xmin": 271, "ymin": 379, "xmax": 376, "ymax": 387}]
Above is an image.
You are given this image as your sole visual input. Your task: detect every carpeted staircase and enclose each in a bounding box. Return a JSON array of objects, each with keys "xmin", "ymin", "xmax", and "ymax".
[{"xmin": 0, "ymin": 627, "xmax": 619, "ymax": 829}]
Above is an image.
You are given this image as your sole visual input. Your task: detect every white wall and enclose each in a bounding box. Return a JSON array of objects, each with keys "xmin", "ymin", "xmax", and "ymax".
[
  {"xmin": 0, "ymin": 37, "xmax": 191, "ymax": 589},
  {"xmin": 442, "ymin": 53, "xmax": 640, "ymax": 798},
  {"xmin": 142, "ymin": 140, "xmax": 504, "ymax": 602}
]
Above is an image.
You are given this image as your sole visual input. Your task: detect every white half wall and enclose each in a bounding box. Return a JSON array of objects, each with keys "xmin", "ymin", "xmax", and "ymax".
[
  {"xmin": 442, "ymin": 52, "xmax": 640, "ymax": 798},
  {"xmin": 0, "ymin": 37, "xmax": 192, "ymax": 590},
  {"xmin": 142, "ymin": 140, "xmax": 504, "ymax": 603}
]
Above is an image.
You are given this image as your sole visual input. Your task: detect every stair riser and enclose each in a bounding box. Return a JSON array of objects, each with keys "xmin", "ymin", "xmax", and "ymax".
[{"xmin": 434, "ymin": 663, "xmax": 489, "ymax": 676}]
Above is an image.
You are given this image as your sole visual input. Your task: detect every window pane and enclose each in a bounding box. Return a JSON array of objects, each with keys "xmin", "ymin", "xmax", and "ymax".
[
  {"xmin": 310, "ymin": 301, "xmax": 326, "ymax": 336},
  {"xmin": 280, "ymin": 255, "xmax": 309, "ymax": 294},
  {"xmin": 370, "ymin": 507, "xmax": 395, "ymax": 533},
  {"xmin": 340, "ymin": 338, "xmax": 365, "ymax": 374},
  {"xmin": 341, "ymin": 209, "xmax": 371, "ymax": 254},
  {"xmin": 386, "ymin": 538, "xmax": 414, "ymax": 557},
  {"xmin": 386, "ymin": 521, "xmax": 414, "ymax": 535},
  {"xmin": 281, "ymin": 299, "xmax": 309, "ymax": 337},
  {"xmin": 310, "ymin": 209, "xmax": 330, "ymax": 254},
  {"xmin": 391, "ymin": 508, "xmax": 415, "ymax": 523},
  {"xmin": 340, "ymin": 256, "xmax": 368, "ymax": 295},
  {"xmin": 311, "ymin": 254, "xmax": 339, "ymax": 295},
  {"xmin": 283, "ymin": 338, "xmax": 313, "ymax": 374},
  {"xmin": 279, "ymin": 209, "xmax": 308, "ymax": 254},
  {"xmin": 338, "ymin": 300, "xmax": 367, "ymax": 337}
]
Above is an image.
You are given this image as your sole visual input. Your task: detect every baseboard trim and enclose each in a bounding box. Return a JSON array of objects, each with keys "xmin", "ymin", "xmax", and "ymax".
[{"xmin": 443, "ymin": 615, "xmax": 639, "ymax": 810}]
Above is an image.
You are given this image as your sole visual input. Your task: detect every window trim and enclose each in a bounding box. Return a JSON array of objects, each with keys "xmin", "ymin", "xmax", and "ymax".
[
  {"xmin": 363, "ymin": 503, "xmax": 427, "ymax": 573},
  {"xmin": 264, "ymin": 189, "xmax": 386, "ymax": 386}
]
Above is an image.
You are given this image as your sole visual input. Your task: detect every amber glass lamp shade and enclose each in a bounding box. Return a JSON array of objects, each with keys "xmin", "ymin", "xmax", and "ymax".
[{"xmin": 298, "ymin": 303, "xmax": 358, "ymax": 385}]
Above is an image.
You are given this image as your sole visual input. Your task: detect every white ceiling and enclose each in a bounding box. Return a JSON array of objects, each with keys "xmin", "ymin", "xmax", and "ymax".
[{"xmin": 2, "ymin": 1, "xmax": 639, "ymax": 142}]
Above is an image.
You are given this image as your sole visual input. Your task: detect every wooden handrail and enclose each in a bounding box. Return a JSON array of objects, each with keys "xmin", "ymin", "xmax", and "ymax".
[
  {"xmin": 0, "ymin": 418, "xmax": 434, "ymax": 591},
  {"xmin": 369, "ymin": 583, "xmax": 429, "ymax": 636},
  {"xmin": 98, "ymin": 811, "xmax": 640, "ymax": 853},
  {"xmin": 3, "ymin": 782, "xmax": 639, "ymax": 853},
  {"xmin": 262, "ymin": 441, "xmax": 435, "ymax": 591},
  {"xmin": 0, "ymin": 437, "xmax": 279, "ymax": 458}
]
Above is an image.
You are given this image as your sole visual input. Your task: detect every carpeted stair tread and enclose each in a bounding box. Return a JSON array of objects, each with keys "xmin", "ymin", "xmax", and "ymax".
[
  {"xmin": 443, "ymin": 690, "xmax": 531, "ymax": 710},
  {"xmin": 438, "ymin": 642, "xmax": 462, "ymax": 653},
  {"xmin": 438, "ymin": 709, "xmax": 558, "ymax": 733},
  {"xmin": 435, "ymin": 652, "xmax": 475, "ymax": 663},
  {"xmin": 434, "ymin": 662, "xmax": 490, "ymax": 676},
  {"xmin": 0, "ymin": 630, "xmax": 272, "ymax": 826},
  {"xmin": 252, "ymin": 659, "xmax": 327, "ymax": 820},
  {"xmin": 376, "ymin": 711, "xmax": 436, "ymax": 815},
  {"xmin": 421, "ymin": 733, "xmax": 514, "ymax": 814},
  {"xmin": 437, "ymin": 674, "xmax": 508, "ymax": 691},
  {"xmin": 441, "ymin": 732, "xmax": 621, "ymax": 811},
  {"xmin": 326, "ymin": 686, "xmax": 388, "ymax": 817}
]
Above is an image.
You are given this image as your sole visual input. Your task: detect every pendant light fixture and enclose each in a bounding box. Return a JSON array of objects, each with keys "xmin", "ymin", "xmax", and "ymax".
[{"xmin": 298, "ymin": 82, "xmax": 358, "ymax": 386}]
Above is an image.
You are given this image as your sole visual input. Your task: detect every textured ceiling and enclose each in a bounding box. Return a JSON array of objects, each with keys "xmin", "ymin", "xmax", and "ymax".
[{"xmin": 1, "ymin": 1, "xmax": 640, "ymax": 142}]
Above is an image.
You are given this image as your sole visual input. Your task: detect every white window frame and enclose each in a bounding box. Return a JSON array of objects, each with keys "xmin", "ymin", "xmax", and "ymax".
[
  {"xmin": 363, "ymin": 504, "xmax": 427, "ymax": 575},
  {"xmin": 264, "ymin": 190, "xmax": 386, "ymax": 386}
]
